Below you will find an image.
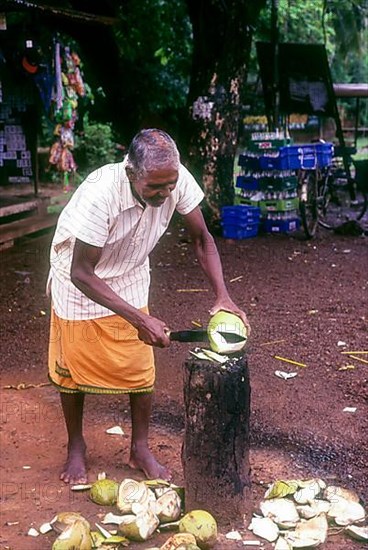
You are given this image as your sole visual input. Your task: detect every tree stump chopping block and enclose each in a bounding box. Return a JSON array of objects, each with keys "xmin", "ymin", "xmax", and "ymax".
[{"xmin": 182, "ymin": 354, "xmax": 251, "ymax": 522}]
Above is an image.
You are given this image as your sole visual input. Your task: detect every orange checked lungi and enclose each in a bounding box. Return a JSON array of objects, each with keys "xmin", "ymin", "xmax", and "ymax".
[{"xmin": 48, "ymin": 307, "xmax": 155, "ymax": 394}]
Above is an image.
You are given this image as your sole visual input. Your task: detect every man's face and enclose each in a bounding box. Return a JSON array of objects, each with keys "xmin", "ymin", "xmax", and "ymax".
[{"xmin": 131, "ymin": 166, "xmax": 178, "ymax": 208}]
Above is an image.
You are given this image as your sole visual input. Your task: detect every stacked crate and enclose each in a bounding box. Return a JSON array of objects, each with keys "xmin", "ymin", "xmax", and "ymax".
[
  {"xmin": 220, "ymin": 205, "xmax": 261, "ymax": 239},
  {"xmin": 234, "ymin": 132, "xmax": 300, "ymax": 234},
  {"xmin": 235, "ymin": 170, "xmax": 300, "ymax": 233}
]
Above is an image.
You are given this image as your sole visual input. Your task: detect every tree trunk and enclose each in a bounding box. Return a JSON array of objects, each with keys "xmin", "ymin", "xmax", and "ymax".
[
  {"xmin": 182, "ymin": 354, "xmax": 251, "ymax": 523},
  {"xmin": 185, "ymin": 0, "xmax": 267, "ymax": 229}
]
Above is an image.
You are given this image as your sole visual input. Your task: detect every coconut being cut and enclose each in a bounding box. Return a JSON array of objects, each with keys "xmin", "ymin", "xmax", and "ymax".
[{"xmin": 207, "ymin": 310, "xmax": 247, "ymax": 354}]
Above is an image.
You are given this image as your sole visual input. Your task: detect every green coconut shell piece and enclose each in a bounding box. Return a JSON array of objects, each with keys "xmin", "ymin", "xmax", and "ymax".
[
  {"xmin": 90, "ymin": 479, "xmax": 119, "ymax": 506},
  {"xmin": 179, "ymin": 510, "xmax": 217, "ymax": 549},
  {"xmin": 51, "ymin": 512, "xmax": 90, "ymax": 534},
  {"xmin": 52, "ymin": 519, "xmax": 92, "ymax": 550}
]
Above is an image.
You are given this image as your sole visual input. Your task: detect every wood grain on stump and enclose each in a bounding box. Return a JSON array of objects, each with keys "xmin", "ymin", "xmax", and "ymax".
[{"xmin": 182, "ymin": 353, "xmax": 251, "ymax": 523}]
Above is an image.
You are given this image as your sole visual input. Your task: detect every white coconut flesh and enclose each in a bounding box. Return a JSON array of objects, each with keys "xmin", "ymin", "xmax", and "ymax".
[
  {"xmin": 155, "ymin": 489, "xmax": 182, "ymax": 523},
  {"xmin": 285, "ymin": 513, "xmax": 328, "ymax": 548},
  {"xmin": 117, "ymin": 479, "xmax": 149, "ymax": 514},
  {"xmin": 118, "ymin": 509, "xmax": 159, "ymax": 541},
  {"xmin": 297, "ymin": 500, "xmax": 331, "ymax": 519},
  {"xmin": 52, "ymin": 519, "xmax": 92, "ymax": 550},
  {"xmin": 260, "ymin": 498, "xmax": 300, "ymax": 528},
  {"xmin": 249, "ymin": 516, "xmax": 279, "ymax": 542},
  {"xmin": 328, "ymin": 498, "xmax": 366, "ymax": 526},
  {"xmin": 345, "ymin": 525, "xmax": 368, "ymax": 542},
  {"xmin": 275, "ymin": 536, "xmax": 293, "ymax": 550}
]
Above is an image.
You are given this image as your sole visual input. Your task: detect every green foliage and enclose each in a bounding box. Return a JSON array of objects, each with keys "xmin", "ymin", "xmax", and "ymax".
[
  {"xmin": 254, "ymin": 0, "xmax": 367, "ymax": 84},
  {"xmin": 112, "ymin": 0, "xmax": 192, "ymax": 134},
  {"xmin": 74, "ymin": 120, "xmax": 117, "ymax": 179},
  {"xmin": 247, "ymin": 0, "xmax": 368, "ymax": 127}
]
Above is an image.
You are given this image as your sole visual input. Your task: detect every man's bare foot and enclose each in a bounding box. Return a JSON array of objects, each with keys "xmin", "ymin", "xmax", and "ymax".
[
  {"xmin": 60, "ymin": 441, "xmax": 87, "ymax": 484},
  {"xmin": 129, "ymin": 444, "xmax": 172, "ymax": 481}
]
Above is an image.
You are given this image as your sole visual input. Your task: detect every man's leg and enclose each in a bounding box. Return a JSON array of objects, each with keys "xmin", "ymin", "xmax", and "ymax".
[
  {"xmin": 59, "ymin": 392, "xmax": 88, "ymax": 484},
  {"xmin": 128, "ymin": 392, "xmax": 171, "ymax": 481}
]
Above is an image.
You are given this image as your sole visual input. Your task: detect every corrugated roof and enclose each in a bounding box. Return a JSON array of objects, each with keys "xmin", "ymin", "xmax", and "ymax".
[{"xmin": 1, "ymin": 0, "xmax": 117, "ymax": 26}]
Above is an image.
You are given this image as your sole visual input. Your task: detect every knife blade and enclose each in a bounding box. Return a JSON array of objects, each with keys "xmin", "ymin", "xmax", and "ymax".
[{"xmin": 169, "ymin": 329, "xmax": 245, "ymax": 344}]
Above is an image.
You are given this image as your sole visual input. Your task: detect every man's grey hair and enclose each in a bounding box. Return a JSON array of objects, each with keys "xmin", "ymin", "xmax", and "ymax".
[{"xmin": 126, "ymin": 128, "xmax": 180, "ymax": 178}]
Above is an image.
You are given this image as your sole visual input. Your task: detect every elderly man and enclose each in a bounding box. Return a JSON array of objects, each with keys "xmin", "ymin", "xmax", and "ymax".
[{"xmin": 48, "ymin": 128, "xmax": 249, "ymax": 484}]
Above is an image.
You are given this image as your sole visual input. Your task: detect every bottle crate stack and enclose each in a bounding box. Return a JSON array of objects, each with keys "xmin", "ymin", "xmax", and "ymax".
[
  {"xmin": 220, "ymin": 205, "xmax": 261, "ymax": 240},
  {"xmin": 234, "ymin": 131, "xmax": 301, "ymax": 234}
]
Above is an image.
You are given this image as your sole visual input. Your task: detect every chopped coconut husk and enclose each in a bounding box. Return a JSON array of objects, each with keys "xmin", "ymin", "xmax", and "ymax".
[
  {"xmin": 51, "ymin": 512, "xmax": 90, "ymax": 534},
  {"xmin": 249, "ymin": 516, "xmax": 279, "ymax": 542},
  {"xmin": 102, "ymin": 513, "xmax": 136, "ymax": 525},
  {"xmin": 160, "ymin": 532, "xmax": 198, "ymax": 549},
  {"xmin": 144, "ymin": 479, "xmax": 171, "ymax": 489},
  {"xmin": 260, "ymin": 498, "xmax": 299, "ymax": 528},
  {"xmin": 297, "ymin": 500, "xmax": 331, "ymax": 519},
  {"xmin": 39, "ymin": 522, "xmax": 53, "ymax": 534},
  {"xmin": 345, "ymin": 525, "xmax": 368, "ymax": 542},
  {"xmin": 293, "ymin": 480, "xmax": 325, "ymax": 504},
  {"xmin": 131, "ymin": 488, "xmax": 157, "ymax": 516},
  {"xmin": 71, "ymin": 484, "xmax": 93, "ymax": 491},
  {"xmin": 117, "ymin": 478, "xmax": 150, "ymax": 514},
  {"xmin": 297, "ymin": 479, "xmax": 326, "ymax": 491},
  {"xmin": 158, "ymin": 520, "xmax": 180, "ymax": 532},
  {"xmin": 285, "ymin": 513, "xmax": 328, "ymax": 548},
  {"xmin": 118, "ymin": 508, "xmax": 159, "ymax": 542},
  {"xmin": 52, "ymin": 519, "xmax": 92, "ymax": 550},
  {"xmin": 199, "ymin": 349, "xmax": 229, "ymax": 363},
  {"xmin": 156, "ymin": 489, "xmax": 182, "ymax": 523},
  {"xmin": 99, "ymin": 534, "xmax": 129, "ymax": 546},
  {"xmin": 323, "ymin": 485, "xmax": 360, "ymax": 503},
  {"xmin": 274, "ymin": 536, "xmax": 293, "ymax": 550},
  {"xmin": 91, "ymin": 530, "xmax": 106, "ymax": 548},
  {"xmin": 327, "ymin": 498, "xmax": 366, "ymax": 526},
  {"xmin": 264, "ymin": 480, "xmax": 298, "ymax": 500}
]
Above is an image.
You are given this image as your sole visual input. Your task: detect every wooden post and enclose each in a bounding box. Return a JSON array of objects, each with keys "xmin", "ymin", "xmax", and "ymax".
[{"xmin": 182, "ymin": 354, "xmax": 251, "ymax": 523}]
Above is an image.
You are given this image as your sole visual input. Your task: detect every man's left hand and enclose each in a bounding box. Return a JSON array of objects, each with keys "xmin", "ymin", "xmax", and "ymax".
[{"xmin": 209, "ymin": 299, "xmax": 251, "ymax": 335}]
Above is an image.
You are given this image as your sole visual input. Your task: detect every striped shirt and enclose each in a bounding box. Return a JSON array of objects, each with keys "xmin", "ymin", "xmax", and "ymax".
[{"xmin": 48, "ymin": 158, "xmax": 204, "ymax": 320}]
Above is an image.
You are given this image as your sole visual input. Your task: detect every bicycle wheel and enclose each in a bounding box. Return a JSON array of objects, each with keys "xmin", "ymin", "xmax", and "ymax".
[
  {"xmin": 299, "ymin": 171, "xmax": 319, "ymax": 238},
  {"xmin": 318, "ymin": 177, "xmax": 367, "ymax": 230}
]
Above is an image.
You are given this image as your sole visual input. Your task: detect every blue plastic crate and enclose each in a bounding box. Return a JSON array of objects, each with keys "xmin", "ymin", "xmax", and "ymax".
[
  {"xmin": 259, "ymin": 143, "xmax": 333, "ymax": 170},
  {"xmin": 259, "ymin": 174, "xmax": 298, "ymax": 192},
  {"xmin": 222, "ymin": 222, "xmax": 259, "ymax": 239},
  {"xmin": 238, "ymin": 143, "xmax": 333, "ymax": 171},
  {"xmin": 236, "ymin": 175, "xmax": 260, "ymax": 191},
  {"xmin": 263, "ymin": 218, "xmax": 300, "ymax": 233},
  {"xmin": 221, "ymin": 205, "xmax": 261, "ymax": 223},
  {"xmin": 238, "ymin": 153, "xmax": 262, "ymax": 170}
]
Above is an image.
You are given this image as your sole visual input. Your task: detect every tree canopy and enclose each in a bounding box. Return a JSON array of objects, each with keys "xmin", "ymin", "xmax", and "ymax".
[{"xmin": 2, "ymin": 0, "xmax": 367, "ymax": 225}]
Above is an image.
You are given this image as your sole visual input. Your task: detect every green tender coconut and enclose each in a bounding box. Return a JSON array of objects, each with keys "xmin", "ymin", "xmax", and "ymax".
[
  {"xmin": 207, "ymin": 310, "xmax": 247, "ymax": 354},
  {"xmin": 51, "ymin": 512, "xmax": 90, "ymax": 534},
  {"xmin": 160, "ymin": 532, "xmax": 199, "ymax": 549},
  {"xmin": 52, "ymin": 519, "xmax": 92, "ymax": 550},
  {"xmin": 179, "ymin": 510, "xmax": 217, "ymax": 549},
  {"xmin": 90, "ymin": 479, "xmax": 119, "ymax": 506}
]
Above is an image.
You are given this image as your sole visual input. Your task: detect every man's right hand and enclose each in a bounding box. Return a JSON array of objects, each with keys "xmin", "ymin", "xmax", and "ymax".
[{"xmin": 137, "ymin": 315, "xmax": 171, "ymax": 348}]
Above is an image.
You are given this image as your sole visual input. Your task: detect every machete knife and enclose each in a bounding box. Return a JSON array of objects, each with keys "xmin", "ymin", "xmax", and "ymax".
[{"xmin": 168, "ymin": 329, "xmax": 245, "ymax": 344}]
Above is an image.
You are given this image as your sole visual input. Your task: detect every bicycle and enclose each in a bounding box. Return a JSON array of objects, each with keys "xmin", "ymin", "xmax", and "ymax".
[{"xmin": 298, "ymin": 148, "xmax": 368, "ymax": 239}]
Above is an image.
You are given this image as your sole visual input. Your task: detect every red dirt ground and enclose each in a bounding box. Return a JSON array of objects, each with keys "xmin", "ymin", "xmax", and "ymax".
[{"xmin": 0, "ymin": 217, "xmax": 367, "ymax": 549}]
